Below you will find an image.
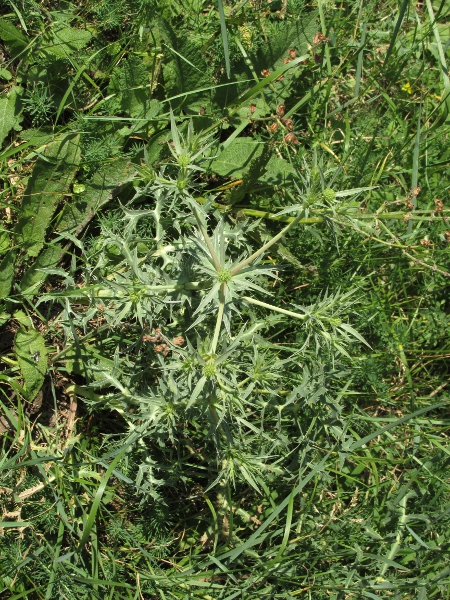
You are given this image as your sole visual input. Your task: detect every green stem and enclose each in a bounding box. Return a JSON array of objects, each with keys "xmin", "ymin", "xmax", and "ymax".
[
  {"xmin": 94, "ymin": 281, "xmax": 208, "ymax": 297},
  {"xmin": 231, "ymin": 210, "xmax": 306, "ymax": 275},
  {"xmin": 237, "ymin": 208, "xmax": 322, "ymax": 224},
  {"xmin": 194, "ymin": 196, "xmax": 449, "ymax": 223},
  {"xmin": 380, "ymin": 492, "xmax": 414, "ymax": 577},
  {"xmin": 211, "ymin": 283, "xmax": 226, "ymax": 354},
  {"xmin": 242, "ymin": 296, "xmax": 307, "ymax": 320},
  {"xmin": 317, "ymin": 0, "xmax": 332, "ymax": 78},
  {"xmin": 57, "ymin": 280, "xmax": 210, "ymax": 303}
]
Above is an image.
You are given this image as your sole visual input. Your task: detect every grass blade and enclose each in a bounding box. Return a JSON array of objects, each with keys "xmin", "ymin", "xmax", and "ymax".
[
  {"xmin": 383, "ymin": 0, "xmax": 410, "ymax": 67},
  {"xmin": 217, "ymin": 0, "xmax": 231, "ymax": 78}
]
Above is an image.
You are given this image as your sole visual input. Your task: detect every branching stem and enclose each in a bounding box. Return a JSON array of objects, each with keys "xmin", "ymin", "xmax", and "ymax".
[{"xmin": 243, "ymin": 296, "xmax": 307, "ymax": 320}]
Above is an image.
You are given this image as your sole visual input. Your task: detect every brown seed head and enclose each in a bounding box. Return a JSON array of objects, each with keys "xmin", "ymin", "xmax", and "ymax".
[
  {"xmin": 155, "ymin": 343, "xmax": 170, "ymax": 356},
  {"xmin": 409, "ymin": 187, "xmax": 421, "ymax": 198},
  {"xmin": 276, "ymin": 104, "xmax": 285, "ymax": 116},
  {"xmin": 313, "ymin": 32, "xmax": 328, "ymax": 45},
  {"xmin": 283, "ymin": 133, "xmax": 299, "ymax": 144},
  {"xmin": 435, "ymin": 199, "xmax": 443, "ymax": 213}
]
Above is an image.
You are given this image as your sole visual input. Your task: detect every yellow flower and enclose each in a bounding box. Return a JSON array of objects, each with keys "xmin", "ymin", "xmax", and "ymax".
[{"xmin": 401, "ymin": 81, "xmax": 413, "ymax": 94}]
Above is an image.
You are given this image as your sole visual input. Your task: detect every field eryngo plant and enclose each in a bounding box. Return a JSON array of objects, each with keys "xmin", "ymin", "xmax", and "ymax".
[{"xmin": 49, "ymin": 115, "xmax": 368, "ymax": 496}]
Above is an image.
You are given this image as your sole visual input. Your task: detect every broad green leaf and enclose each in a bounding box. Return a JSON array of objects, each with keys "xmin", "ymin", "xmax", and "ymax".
[
  {"xmin": 14, "ymin": 134, "xmax": 81, "ymax": 257},
  {"xmin": 107, "ymin": 55, "xmax": 161, "ymax": 119},
  {"xmin": 56, "ymin": 158, "xmax": 136, "ymax": 233},
  {"xmin": 161, "ymin": 20, "xmax": 215, "ymax": 112},
  {"xmin": 264, "ymin": 155, "xmax": 297, "ymax": 186},
  {"xmin": 0, "ymin": 20, "xmax": 28, "ymax": 58},
  {"xmin": 19, "ymin": 246, "xmax": 65, "ymax": 295},
  {"xmin": 0, "ymin": 230, "xmax": 10, "ymax": 254},
  {"xmin": 0, "ymin": 250, "xmax": 16, "ymax": 299},
  {"xmin": 0, "ymin": 86, "xmax": 24, "ymax": 147},
  {"xmin": 209, "ymin": 138, "xmax": 264, "ymax": 179},
  {"xmin": 253, "ymin": 14, "xmax": 318, "ymax": 72},
  {"xmin": 210, "ymin": 138, "xmax": 296, "ymax": 185},
  {"xmin": 14, "ymin": 310, "xmax": 33, "ymax": 328},
  {"xmin": 224, "ymin": 12, "xmax": 318, "ymax": 113},
  {"xmin": 14, "ymin": 328, "xmax": 48, "ymax": 401},
  {"xmin": 39, "ymin": 24, "xmax": 92, "ymax": 59},
  {"xmin": 225, "ymin": 143, "xmax": 274, "ymax": 205},
  {"xmin": 20, "ymin": 127, "xmax": 55, "ymax": 148},
  {"xmin": 19, "ymin": 160, "xmax": 135, "ymax": 296}
]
